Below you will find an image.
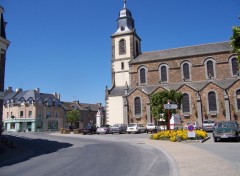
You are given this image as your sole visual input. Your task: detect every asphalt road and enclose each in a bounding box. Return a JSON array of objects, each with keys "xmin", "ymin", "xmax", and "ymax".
[{"xmin": 0, "ymin": 132, "xmax": 171, "ymax": 176}]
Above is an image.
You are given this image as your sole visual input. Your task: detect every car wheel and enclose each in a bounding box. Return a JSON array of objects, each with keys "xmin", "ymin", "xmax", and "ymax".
[{"xmin": 128, "ymin": 132, "xmax": 131, "ymax": 134}]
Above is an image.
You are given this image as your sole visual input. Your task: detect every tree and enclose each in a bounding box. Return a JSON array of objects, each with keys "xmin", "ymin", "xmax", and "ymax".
[
  {"xmin": 230, "ymin": 18, "xmax": 240, "ymax": 63},
  {"xmin": 66, "ymin": 110, "xmax": 80, "ymax": 127},
  {"xmin": 150, "ymin": 90, "xmax": 183, "ymax": 130}
]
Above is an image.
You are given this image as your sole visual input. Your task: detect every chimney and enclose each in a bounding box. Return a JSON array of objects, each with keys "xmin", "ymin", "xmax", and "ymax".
[
  {"xmin": 35, "ymin": 88, "xmax": 40, "ymax": 93},
  {"xmin": 16, "ymin": 88, "xmax": 22, "ymax": 92},
  {"xmin": 53, "ymin": 92, "xmax": 60, "ymax": 100},
  {"xmin": 8, "ymin": 87, "xmax": 12, "ymax": 91}
]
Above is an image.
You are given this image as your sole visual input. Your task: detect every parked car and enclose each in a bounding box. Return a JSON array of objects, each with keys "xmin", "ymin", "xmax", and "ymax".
[
  {"xmin": 202, "ymin": 119, "xmax": 215, "ymax": 132},
  {"xmin": 96, "ymin": 125, "xmax": 111, "ymax": 134},
  {"xmin": 127, "ymin": 123, "xmax": 146, "ymax": 134},
  {"xmin": 184, "ymin": 122, "xmax": 199, "ymax": 130},
  {"xmin": 146, "ymin": 123, "xmax": 157, "ymax": 133},
  {"xmin": 109, "ymin": 124, "xmax": 127, "ymax": 134},
  {"xmin": 213, "ymin": 121, "xmax": 239, "ymax": 142},
  {"xmin": 81, "ymin": 125, "xmax": 97, "ymax": 135}
]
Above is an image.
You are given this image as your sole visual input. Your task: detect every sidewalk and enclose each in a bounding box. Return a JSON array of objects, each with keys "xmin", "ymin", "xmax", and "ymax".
[{"xmin": 147, "ymin": 140, "xmax": 239, "ymax": 176}]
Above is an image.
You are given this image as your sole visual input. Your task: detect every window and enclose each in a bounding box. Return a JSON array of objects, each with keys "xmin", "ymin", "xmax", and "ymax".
[
  {"xmin": 182, "ymin": 93, "xmax": 190, "ymax": 113},
  {"xmin": 208, "ymin": 91, "xmax": 217, "ymax": 111},
  {"xmin": 37, "ymin": 98, "xmax": 43, "ymax": 104},
  {"xmin": 19, "ymin": 98, "xmax": 25, "ymax": 105},
  {"xmin": 207, "ymin": 60, "xmax": 214, "ymax": 78},
  {"xmin": 134, "ymin": 97, "xmax": 141, "ymax": 115},
  {"xmin": 55, "ymin": 111, "xmax": 58, "ymax": 118},
  {"xmin": 47, "ymin": 99, "xmax": 52, "ymax": 107},
  {"xmin": 119, "ymin": 39, "xmax": 126, "ymax": 55},
  {"xmin": 7, "ymin": 112, "xmax": 9, "ymax": 118},
  {"xmin": 10, "ymin": 123, "xmax": 15, "ymax": 129},
  {"xmin": 28, "ymin": 111, "xmax": 32, "ymax": 118},
  {"xmin": 47, "ymin": 111, "xmax": 52, "ymax": 118},
  {"xmin": 38, "ymin": 110, "xmax": 42, "ymax": 118},
  {"xmin": 48, "ymin": 121, "xmax": 58, "ymax": 130},
  {"xmin": 20, "ymin": 111, "xmax": 24, "ymax": 118},
  {"xmin": 183, "ymin": 63, "xmax": 190, "ymax": 80},
  {"xmin": 121, "ymin": 62, "xmax": 124, "ymax": 70},
  {"xmin": 28, "ymin": 98, "xmax": 33, "ymax": 105},
  {"xmin": 231, "ymin": 57, "xmax": 238, "ymax": 76},
  {"xmin": 236, "ymin": 90, "xmax": 240, "ymax": 110},
  {"xmin": 139, "ymin": 67, "xmax": 146, "ymax": 84},
  {"xmin": 160, "ymin": 65, "xmax": 167, "ymax": 82},
  {"xmin": 135, "ymin": 40, "xmax": 139, "ymax": 55}
]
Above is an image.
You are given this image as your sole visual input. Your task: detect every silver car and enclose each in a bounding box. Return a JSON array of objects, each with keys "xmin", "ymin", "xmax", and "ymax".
[
  {"xmin": 202, "ymin": 119, "xmax": 215, "ymax": 132},
  {"xmin": 109, "ymin": 124, "xmax": 127, "ymax": 134}
]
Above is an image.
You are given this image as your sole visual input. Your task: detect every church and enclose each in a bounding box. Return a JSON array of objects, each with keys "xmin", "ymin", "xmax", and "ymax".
[{"xmin": 105, "ymin": 1, "xmax": 239, "ymax": 127}]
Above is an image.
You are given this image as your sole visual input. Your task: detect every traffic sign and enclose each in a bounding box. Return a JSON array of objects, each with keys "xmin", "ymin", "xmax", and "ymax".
[
  {"xmin": 164, "ymin": 104, "xmax": 178, "ymax": 109},
  {"xmin": 187, "ymin": 124, "xmax": 194, "ymax": 132}
]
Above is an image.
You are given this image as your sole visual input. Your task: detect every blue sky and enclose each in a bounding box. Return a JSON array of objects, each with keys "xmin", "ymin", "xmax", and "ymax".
[{"xmin": 1, "ymin": 0, "xmax": 239, "ymax": 105}]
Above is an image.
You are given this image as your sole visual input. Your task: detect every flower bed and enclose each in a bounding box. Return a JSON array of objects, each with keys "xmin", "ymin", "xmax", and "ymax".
[{"xmin": 150, "ymin": 129, "xmax": 207, "ymax": 142}]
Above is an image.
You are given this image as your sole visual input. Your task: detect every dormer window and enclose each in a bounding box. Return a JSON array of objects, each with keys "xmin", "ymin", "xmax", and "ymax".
[
  {"xmin": 19, "ymin": 98, "xmax": 25, "ymax": 105},
  {"xmin": 37, "ymin": 98, "xmax": 43, "ymax": 105},
  {"xmin": 47, "ymin": 99, "xmax": 52, "ymax": 107},
  {"xmin": 28, "ymin": 98, "xmax": 33, "ymax": 105}
]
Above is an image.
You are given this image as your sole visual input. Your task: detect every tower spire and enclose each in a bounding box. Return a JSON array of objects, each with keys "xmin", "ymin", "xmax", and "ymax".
[{"xmin": 123, "ymin": 0, "xmax": 126, "ymax": 9}]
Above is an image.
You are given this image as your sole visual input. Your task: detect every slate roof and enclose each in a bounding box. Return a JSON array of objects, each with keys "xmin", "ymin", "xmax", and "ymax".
[
  {"xmin": 108, "ymin": 78, "xmax": 240, "ymax": 97},
  {"xmin": 3, "ymin": 89, "xmax": 59, "ymax": 104},
  {"xmin": 61, "ymin": 101, "xmax": 101, "ymax": 112},
  {"xmin": 130, "ymin": 41, "xmax": 232, "ymax": 64}
]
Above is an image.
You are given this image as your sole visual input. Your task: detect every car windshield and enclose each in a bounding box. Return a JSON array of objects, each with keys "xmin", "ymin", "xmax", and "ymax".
[
  {"xmin": 203, "ymin": 120, "xmax": 214, "ymax": 124},
  {"xmin": 128, "ymin": 124, "xmax": 137, "ymax": 127},
  {"xmin": 112, "ymin": 124, "xmax": 120, "ymax": 127},
  {"xmin": 217, "ymin": 122, "xmax": 236, "ymax": 128}
]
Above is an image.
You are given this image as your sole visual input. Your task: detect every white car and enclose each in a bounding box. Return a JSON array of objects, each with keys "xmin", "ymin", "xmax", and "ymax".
[
  {"xmin": 146, "ymin": 123, "xmax": 157, "ymax": 133},
  {"xmin": 127, "ymin": 123, "xmax": 146, "ymax": 134}
]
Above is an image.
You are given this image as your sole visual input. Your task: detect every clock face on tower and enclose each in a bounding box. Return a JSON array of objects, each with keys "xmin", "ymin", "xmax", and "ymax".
[{"xmin": 121, "ymin": 26, "xmax": 125, "ymax": 31}]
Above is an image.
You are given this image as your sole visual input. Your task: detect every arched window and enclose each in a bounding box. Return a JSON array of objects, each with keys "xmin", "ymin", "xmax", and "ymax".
[
  {"xmin": 140, "ymin": 67, "xmax": 146, "ymax": 84},
  {"xmin": 207, "ymin": 60, "xmax": 214, "ymax": 77},
  {"xmin": 182, "ymin": 93, "xmax": 190, "ymax": 113},
  {"xmin": 236, "ymin": 90, "xmax": 240, "ymax": 110},
  {"xmin": 208, "ymin": 91, "xmax": 217, "ymax": 111},
  {"xmin": 119, "ymin": 39, "xmax": 126, "ymax": 55},
  {"xmin": 183, "ymin": 63, "xmax": 190, "ymax": 79},
  {"xmin": 161, "ymin": 66, "xmax": 167, "ymax": 82},
  {"xmin": 134, "ymin": 97, "xmax": 141, "ymax": 115},
  {"xmin": 231, "ymin": 57, "xmax": 238, "ymax": 76}
]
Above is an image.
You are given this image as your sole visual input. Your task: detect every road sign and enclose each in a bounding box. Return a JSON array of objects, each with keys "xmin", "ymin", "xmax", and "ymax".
[
  {"xmin": 0, "ymin": 91, "xmax": 4, "ymax": 100},
  {"xmin": 164, "ymin": 104, "xmax": 178, "ymax": 109},
  {"xmin": 187, "ymin": 124, "xmax": 194, "ymax": 132}
]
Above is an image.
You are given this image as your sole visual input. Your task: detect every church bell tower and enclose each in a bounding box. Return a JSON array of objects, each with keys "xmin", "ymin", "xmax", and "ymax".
[{"xmin": 111, "ymin": 0, "xmax": 141, "ymax": 87}]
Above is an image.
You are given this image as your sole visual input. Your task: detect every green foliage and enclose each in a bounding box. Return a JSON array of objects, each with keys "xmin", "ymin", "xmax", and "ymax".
[
  {"xmin": 230, "ymin": 19, "xmax": 240, "ymax": 62},
  {"xmin": 66, "ymin": 110, "xmax": 80, "ymax": 125},
  {"xmin": 150, "ymin": 90, "xmax": 183, "ymax": 121}
]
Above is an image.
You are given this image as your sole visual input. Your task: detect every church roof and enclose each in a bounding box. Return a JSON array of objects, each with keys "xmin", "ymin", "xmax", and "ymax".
[
  {"xmin": 108, "ymin": 78, "xmax": 240, "ymax": 97},
  {"xmin": 130, "ymin": 41, "xmax": 232, "ymax": 64}
]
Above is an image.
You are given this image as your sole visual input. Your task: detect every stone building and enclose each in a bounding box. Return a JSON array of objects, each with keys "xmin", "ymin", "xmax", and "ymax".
[
  {"xmin": 61, "ymin": 101, "xmax": 105, "ymax": 129},
  {"xmin": 3, "ymin": 87, "xmax": 65, "ymax": 132},
  {"xmin": 105, "ymin": 1, "xmax": 238, "ymax": 127},
  {"xmin": 0, "ymin": 6, "xmax": 10, "ymax": 134}
]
